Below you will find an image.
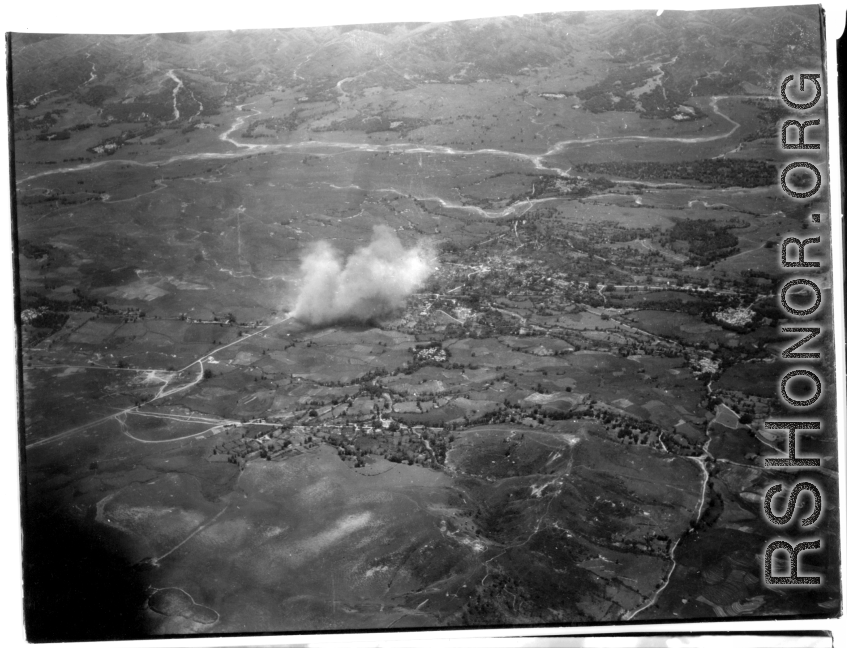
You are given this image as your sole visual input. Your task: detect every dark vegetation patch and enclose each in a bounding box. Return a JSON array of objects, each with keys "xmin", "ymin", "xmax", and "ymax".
[
  {"xmin": 83, "ymin": 84, "xmax": 117, "ymax": 107},
  {"xmin": 464, "ymin": 539, "xmax": 592, "ymax": 624},
  {"xmin": 14, "ymin": 109, "xmax": 62, "ymax": 132},
  {"xmin": 314, "ymin": 114, "xmax": 430, "ymax": 135},
  {"xmin": 576, "ymin": 66, "xmax": 707, "ymax": 119},
  {"xmin": 20, "ymin": 239, "xmax": 59, "ymax": 260},
  {"xmin": 576, "ymin": 64, "xmax": 653, "ymax": 108},
  {"xmin": 606, "ymin": 290, "xmax": 707, "ymax": 311},
  {"xmin": 242, "ymin": 112, "xmax": 299, "ymax": 137},
  {"xmin": 663, "ymin": 219, "xmax": 739, "ymax": 265},
  {"xmin": 714, "ymin": 361, "xmax": 779, "ymax": 398},
  {"xmin": 20, "ymin": 289, "xmax": 111, "ymax": 345},
  {"xmin": 741, "ymin": 97, "xmax": 794, "ymax": 142},
  {"xmin": 707, "ymin": 422, "xmax": 760, "ymax": 464},
  {"xmin": 102, "ymin": 98, "xmax": 176, "ymax": 124},
  {"xmin": 574, "ymin": 159, "xmax": 775, "ymax": 188}
]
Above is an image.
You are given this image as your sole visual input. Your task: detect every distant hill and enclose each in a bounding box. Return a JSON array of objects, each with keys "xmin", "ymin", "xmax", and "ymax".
[{"xmin": 10, "ymin": 7, "xmax": 822, "ymax": 111}]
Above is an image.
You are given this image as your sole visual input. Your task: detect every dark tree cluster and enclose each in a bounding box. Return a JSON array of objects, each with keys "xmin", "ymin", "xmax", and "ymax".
[
  {"xmin": 665, "ymin": 219, "xmax": 739, "ymax": 265},
  {"xmin": 574, "ymin": 158, "xmax": 776, "ymax": 188}
]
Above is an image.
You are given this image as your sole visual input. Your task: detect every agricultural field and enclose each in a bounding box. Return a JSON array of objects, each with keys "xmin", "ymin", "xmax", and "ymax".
[{"xmin": 10, "ymin": 6, "xmax": 838, "ymax": 642}]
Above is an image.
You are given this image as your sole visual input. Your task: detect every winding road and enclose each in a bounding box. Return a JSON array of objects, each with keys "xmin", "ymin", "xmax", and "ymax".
[{"xmin": 25, "ymin": 317, "xmax": 288, "ymax": 451}]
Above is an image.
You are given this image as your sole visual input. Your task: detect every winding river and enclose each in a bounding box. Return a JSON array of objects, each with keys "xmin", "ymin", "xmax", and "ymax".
[{"xmin": 18, "ymin": 93, "xmax": 746, "ymax": 201}]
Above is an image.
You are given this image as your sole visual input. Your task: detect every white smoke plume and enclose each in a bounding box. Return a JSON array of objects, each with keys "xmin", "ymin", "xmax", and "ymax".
[{"xmin": 290, "ymin": 225, "xmax": 436, "ymax": 326}]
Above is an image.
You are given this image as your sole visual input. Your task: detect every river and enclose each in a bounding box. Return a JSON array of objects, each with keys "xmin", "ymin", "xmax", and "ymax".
[
  {"xmin": 18, "ymin": 93, "xmax": 746, "ymax": 194},
  {"xmin": 165, "ymin": 69, "xmax": 184, "ymax": 122}
]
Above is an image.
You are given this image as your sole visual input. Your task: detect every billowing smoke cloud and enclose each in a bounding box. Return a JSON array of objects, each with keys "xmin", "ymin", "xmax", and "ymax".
[{"xmin": 290, "ymin": 225, "xmax": 436, "ymax": 326}]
